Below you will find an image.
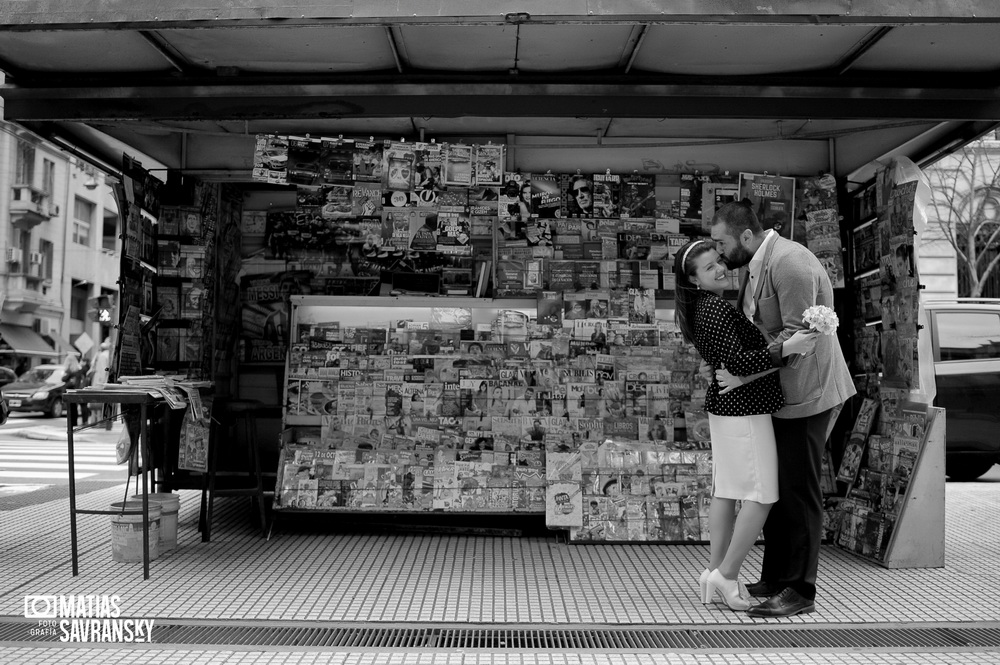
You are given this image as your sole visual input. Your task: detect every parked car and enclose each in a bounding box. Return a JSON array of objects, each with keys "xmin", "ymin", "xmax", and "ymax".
[
  {"xmin": 2, "ymin": 364, "xmax": 71, "ymax": 418},
  {"xmin": 0, "ymin": 366, "xmax": 17, "ymax": 389},
  {"xmin": 925, "ymin": 299, "xmax": 1000, "ymax": 480}
]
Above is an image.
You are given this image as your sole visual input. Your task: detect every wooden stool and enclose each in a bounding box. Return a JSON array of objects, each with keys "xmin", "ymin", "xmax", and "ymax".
[{"xmin": 199, "ymin": 399, "xmax": 268, "ymax": 542}]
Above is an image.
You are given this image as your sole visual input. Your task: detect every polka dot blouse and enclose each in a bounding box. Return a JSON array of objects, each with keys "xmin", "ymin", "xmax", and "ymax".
[{"xmin": 693, "ymin": 291, "xmax": 784, "ymax": 417}]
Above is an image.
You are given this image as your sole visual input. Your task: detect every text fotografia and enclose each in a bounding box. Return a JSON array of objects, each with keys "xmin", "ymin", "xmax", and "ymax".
[{"xmin": 24, "ymin": 595, "xmax": 155, "ymax": 643}]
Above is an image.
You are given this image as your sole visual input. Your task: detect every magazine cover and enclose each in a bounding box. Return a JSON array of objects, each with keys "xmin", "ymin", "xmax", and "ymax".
[
  {"xmin": 351, "ymin": 182, "xmax": 382, "ymax": 217},
  {"xmin": 316, "ymin": 138, "xmax": 354, "ymax": 184},
  {"xmin": 628, "ymin": 287, "xmax": 656, "ymax": 324},
  {"xmin": 591, "ymin": 172, "xmax": 621, "ymax": 218},
  {"xmin": 836, "ymin": 432, "xmax": 867, "ymax": 484},
  {"xmin": 352, "ymin": 139, "xmax": 384, "ymax": 183},
  {"xmin": 537, "ymin": 291, "xmax": 563, "ymax": 327},
  {"xmin": 252, "ymin": 134, "xmax": 288, "ymax": 184},
  {"xmin": 738, "ymin": 172, "xmax": 796, "ymax": 240},
  {"xmin": 473, "ymin": 144, "xmax": 503, "ymax": 186},
  {"xmin": 408, "ymin": 144, "xmax": 440, "ymax": 192},
  {"xmin": 561, "ymin": 174, "xmax": 595, "ymax": 218},
  {"xmin": 620, "ymin": 173, "xmax": 656, "ymax": 219},
  {"xmin": 442, "ymin": 144, "xmax": 473, "ymax": 187},
  {"xmin": 805, "ymin": 208, "xmax": 845, "ymax": 288},
  {"xmin": 701, "ymin": 180, "xmax": 739, "ymax": 230},
  {"xmin": 530, "ymin": 172, "xmax": 562, "ymax": 219},
  {"xmin": 384, "ymin": 142, "xmax": 417, "ymax": 191},
  {"xmin": 285, "ymin": 135, "xmax": 325, "ymax": 186}
]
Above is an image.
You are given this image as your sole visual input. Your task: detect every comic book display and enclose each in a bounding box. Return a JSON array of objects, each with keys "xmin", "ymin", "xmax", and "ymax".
[
  {"xmin": 833, "ymin": 394, "xmax": 930, "ymax": 562},
  {"xmin": 833, "ymin": 161, "xmax": 944, "ymax": 567},
  {"xmin": 558, "ymin": 438, "xmax": 713, "ymax": 543},
  {"xmin": 272, "ymin": 297, "xmax": 716, "ymax": 541}
]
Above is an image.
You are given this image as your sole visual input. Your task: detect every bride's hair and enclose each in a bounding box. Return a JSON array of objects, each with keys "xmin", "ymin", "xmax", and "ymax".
[{"xmin": 673, "ymin": 240, "xmax": 714, "ymax": 345}]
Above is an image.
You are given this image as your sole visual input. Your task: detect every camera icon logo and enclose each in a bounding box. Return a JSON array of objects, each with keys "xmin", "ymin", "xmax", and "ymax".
[{"xmin": 24, "ymin": 595, "xmax": 58, "ymax": 619}]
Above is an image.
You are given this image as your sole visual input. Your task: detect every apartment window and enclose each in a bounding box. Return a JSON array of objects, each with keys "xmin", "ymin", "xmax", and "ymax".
[
  {"xmin": 70, "ymin": 282, "xmax": 89, "ymax": 321},
  {"xmin": 39, "ymin": 240, "xmax": 54, "ymax": 280},
  {"xmin": 17, "ymin": 230, "xmax": 30, "ymax": 267},
  {"xmin": 42, "ymin": 159, "xmax": 55, "ymax": 195},
  {"xmin": 103, "ymin": 207, "xmax": 119, "ymax": 252},
  {"xmin": 73, "ymin": 197, "xmax": 94, "ymax": 246},
  {"xmin": 15, "ymin": 141, "xmax": 35, "ymax": 185}
]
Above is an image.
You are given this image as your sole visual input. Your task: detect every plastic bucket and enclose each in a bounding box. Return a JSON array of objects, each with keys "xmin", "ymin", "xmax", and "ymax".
[
  {"xmin": 132, "ymin": 493, "xmax": 180, "ymax": 551},
  {"xmin": 110, "ymin": 500, "xmax": 161, "ymax": 563}
]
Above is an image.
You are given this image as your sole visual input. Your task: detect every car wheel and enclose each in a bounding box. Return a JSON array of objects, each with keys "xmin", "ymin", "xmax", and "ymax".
[
  {"xmin": 48, "ymin": 398, "xmax": 64, "ymax": 419},
  {"xmin": 945, "ymin": 458, "xmax": 994, "ymax": 482}
]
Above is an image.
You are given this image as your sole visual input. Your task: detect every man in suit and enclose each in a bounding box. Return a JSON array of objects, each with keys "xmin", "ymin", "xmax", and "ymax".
[{"xmin": 710, "ymin": 200, "xmax": 856, "ymax": 617}]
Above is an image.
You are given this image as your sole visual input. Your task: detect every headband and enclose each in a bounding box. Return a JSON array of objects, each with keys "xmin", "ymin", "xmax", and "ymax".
[{"xmin": 680, "ymin": 240, "xmax": 706, "ymax": 268}]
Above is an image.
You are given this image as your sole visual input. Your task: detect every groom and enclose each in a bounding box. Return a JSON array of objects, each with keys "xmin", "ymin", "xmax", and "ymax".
[{"xmin": 711, "ymin": 200, "xmax": 855, "ymax": 617}]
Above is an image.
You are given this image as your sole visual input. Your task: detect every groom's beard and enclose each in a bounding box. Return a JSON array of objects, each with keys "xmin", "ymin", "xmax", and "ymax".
[{"xmin": 723, "ymin": 244, "xmax": 754, "ymax": 270}]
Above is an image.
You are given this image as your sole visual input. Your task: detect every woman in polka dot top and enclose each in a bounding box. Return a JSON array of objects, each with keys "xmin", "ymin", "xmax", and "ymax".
[{"xmin": 673, "ymin": 239, "xmax": 819, "ymax": 611}]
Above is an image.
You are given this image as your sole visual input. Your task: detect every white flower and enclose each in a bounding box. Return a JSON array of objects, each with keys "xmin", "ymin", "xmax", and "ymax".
[{"xmin": 802, "ymin": 305, "xmax": 839, "ymax": 335}]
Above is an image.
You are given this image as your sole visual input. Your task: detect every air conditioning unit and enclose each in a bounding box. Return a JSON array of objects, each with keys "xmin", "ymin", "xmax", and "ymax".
[
  {"xmin": 6, "ymin": 248, "xmax": 23, "ymax": 264},
  {"xmin": 36, "ymin": 319, "xmax": 53, "ymax": 336},
  {"xmin": 46, "ymin": 203, "xmax": 60, "ymax": 217},
  {"xmin": 29, "ymin": 251, "xmax": 43, "ymax": 265}
]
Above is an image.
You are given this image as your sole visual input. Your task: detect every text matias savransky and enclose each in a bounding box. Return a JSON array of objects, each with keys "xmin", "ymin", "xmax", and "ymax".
[{"xmin": 24, "ymin": 594, "xmax": 155, "ymax": 643}]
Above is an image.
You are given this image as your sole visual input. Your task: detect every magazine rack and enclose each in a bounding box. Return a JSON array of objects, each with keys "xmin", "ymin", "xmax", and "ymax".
[
  {"xmin": 879, "ymin": 405, "xmax": 945, "ymax": 569},
  {"xmin": 834, "ymin": 404, "xmax": 945, "ymax": 569},
  {"xmin": 267, "ymin": 294, "xmax": 719, "ymax": 543}
]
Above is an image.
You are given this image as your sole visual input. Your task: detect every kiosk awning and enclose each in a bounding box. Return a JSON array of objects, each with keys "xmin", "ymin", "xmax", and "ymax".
[
  {"xmin": 2, "ymin": 2, "xmax": 1000, "ymax": 181},
  {"xmin": 0, "ymin": 324, "xmax": 59, "ymax": 358}
]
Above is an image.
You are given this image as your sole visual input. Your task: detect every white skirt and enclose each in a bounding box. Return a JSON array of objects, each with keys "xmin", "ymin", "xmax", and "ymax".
[{"xmin": 708, "ymin": 412, "xmax": 779, "ymax": 504}]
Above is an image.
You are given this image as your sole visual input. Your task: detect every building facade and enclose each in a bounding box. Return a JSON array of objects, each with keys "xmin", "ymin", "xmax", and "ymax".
[{"xmin": 0, "ymin": 120, "xmax": 119, "ymax": 371}]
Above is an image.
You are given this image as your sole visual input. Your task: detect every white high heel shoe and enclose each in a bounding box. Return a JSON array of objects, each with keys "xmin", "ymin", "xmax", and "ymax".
[
  {"xmin": 699, "ymin": 568, "xmax": 712, "ymax": 604},
  {"xmin": 706, "ymin": 569, "xmax": 751, "ymax": 611}
]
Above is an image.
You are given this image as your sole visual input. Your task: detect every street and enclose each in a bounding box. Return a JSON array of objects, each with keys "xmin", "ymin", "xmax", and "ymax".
[{"xmin": 0, "ymin": 412, "xmax": 125, "ymax": 507}]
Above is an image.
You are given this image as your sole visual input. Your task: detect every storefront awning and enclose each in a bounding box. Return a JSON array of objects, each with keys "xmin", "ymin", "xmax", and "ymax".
[{"xmin": 0, "ymin": 324, "xmax": 59, "ymax": 358}]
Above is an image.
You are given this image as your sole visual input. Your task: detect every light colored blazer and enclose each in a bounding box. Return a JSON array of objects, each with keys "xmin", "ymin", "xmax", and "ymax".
[{"xmin": 738, "ymin": 235, "xmax": 856, "ymax": 419}]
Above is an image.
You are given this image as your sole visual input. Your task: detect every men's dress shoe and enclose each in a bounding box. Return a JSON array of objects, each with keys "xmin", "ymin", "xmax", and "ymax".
[
  {"xmin": 746, "ymin": 587, "xmax": 815, "ymax": 618},
  {"xmin": 745, "ymin": 580, "xmax": 782, "ymax": 597}
]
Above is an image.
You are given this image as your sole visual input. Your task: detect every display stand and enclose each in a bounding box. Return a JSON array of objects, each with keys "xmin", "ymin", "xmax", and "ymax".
[
  {"xmin": 271, "ymin": 295, "xmax": 547, "ymax": 529},
  {"xmin": 878, "ymin": 406, "xmax": 945, "ymax": 569},
  {"xmin": 65, "ymin": 389, "xmax": 162, "ymax": 580}
]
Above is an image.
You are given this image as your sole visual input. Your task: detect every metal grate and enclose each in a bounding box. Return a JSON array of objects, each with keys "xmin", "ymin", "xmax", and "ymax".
[{"xmin": 2, "ymin": 621, "xmax": 999, "ymax": 650}]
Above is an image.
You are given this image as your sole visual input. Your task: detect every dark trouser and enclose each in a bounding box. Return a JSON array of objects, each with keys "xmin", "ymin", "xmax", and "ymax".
[{"xmin": 760, "ymin": 408, "xmax": 836, "ymax": 601}]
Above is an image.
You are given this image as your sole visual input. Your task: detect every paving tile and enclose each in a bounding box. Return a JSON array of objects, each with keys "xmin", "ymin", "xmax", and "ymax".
[{"xmin": 1, "ymin": 482, "xmax": 999, "ymax": 664}]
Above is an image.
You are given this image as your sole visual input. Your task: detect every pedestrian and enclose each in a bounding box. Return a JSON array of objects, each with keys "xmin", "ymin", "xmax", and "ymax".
[
  {"xmin": 89, "ymin": 340, "xmax": 112, "ymax": 429},
  {"xmin": 710, "ymin": 200, "xmax": 855, "ymax": 617},
  {"xmin": 71, "ymin": 356, "xmax": 92, "ymax": 423},
  {"xmin": 674, "ymin": 239, "xmax": 818, "ymax": 611}
]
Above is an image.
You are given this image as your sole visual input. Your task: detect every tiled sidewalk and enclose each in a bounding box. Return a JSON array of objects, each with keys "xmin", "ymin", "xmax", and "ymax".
[{"xmin": 0, "ymin": 480, "xmax": 997, "ymax": 664}]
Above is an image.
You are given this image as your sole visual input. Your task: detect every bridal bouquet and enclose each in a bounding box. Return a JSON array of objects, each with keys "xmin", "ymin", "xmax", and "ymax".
[{"xmin": 802, "ymin": 305, "xmax": 839, "ymax": 335}]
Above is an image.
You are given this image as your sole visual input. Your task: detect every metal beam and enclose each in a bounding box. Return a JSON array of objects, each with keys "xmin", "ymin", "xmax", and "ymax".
[
  {"xmin": 6, "ymin": 81, "xmax": 1000, "ymax": 123},
  {"xmin": 138, "ymin": 31, "xmax": 196, "ymax": 75},
  {"xmin": 833, "ymin": 26, "xmax": 894, "ymax": 75},
  {"xmin": 3, "ymin": 1, "xmax": 1000, "ymax": 30}
]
